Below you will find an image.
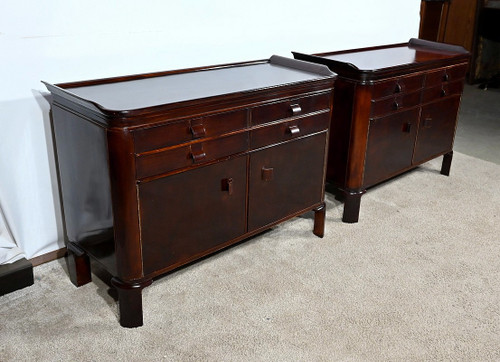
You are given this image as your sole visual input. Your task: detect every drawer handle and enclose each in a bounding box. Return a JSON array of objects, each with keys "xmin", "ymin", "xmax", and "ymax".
[
  {"xmin": 288, "ymin": 125, "xmax": 300, "ymax": 136},
  {"xmin": 442, "ymin": 73, "xmax": 449, "ymax": 82},
  {"xmin": 190, "ymin": 147, "xmax": 206, "ymax": 163},
  {"xmin": 221, "ymin": 178, "xmax": 233, "ymax": 195},
  {"xmin": 262, "ymin": 167, "xmax": 274, "ymax": 181},
  {"xmin": 394, "ymin": 83, "xmax": 402, "ymax": 93},
  {"xmin": 403, "ymin": 122, "xmax": 412, "ymax": 133},
  {"xmin": 190, "ymin": 124, "xmax": 206, "ymax": 138},
  {"xmin": 393, "ymin": 101, "xmax": 401, "ymax": 110},
  {"xmin": 290, "ymin": 104, "xmax": 302, "ymax": 115},
  {"xmin": 441, "ymin": 88, "xmax": 447, "ymax": 97},
  {"xmin": 424, "ymin": 118, "xmax": 432, "ymax": 128}
]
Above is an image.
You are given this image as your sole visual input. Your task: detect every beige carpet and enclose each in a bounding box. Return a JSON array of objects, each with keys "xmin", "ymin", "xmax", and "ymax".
[{"xmin": 1, "ymin": 152, "xmax": 499, "ymax": 361}]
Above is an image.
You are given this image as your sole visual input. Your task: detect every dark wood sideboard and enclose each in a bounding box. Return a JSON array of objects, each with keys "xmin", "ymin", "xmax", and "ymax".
[
  {"xmin": 43, "ymin": 56, "xmax": 336, "ymax": 327},
  {"xmin": 293, "ymin": 38, "xmax": 469, "ymax": 223}
]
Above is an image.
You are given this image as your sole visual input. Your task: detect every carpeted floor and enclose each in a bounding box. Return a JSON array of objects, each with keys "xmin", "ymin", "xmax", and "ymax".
[{"xmin": 1, "ymin": 152, "xmax": 499, "ymax": 361}]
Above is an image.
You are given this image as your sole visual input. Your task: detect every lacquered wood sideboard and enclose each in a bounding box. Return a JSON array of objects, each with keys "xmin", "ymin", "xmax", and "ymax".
[
  {"xmin": 293, "ymin": 38, "xmax": 469, "ymax": 223},
  {"xmin": 43, "ymin": 56, "xmax": 335, "ymax": 327}
]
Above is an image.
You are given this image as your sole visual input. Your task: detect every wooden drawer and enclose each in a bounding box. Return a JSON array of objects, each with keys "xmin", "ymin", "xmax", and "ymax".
[
  {"xmin": 370, "ymin": 90, "xmax": 421, "ymax": 117},
  {"xmin": 251, "ymin": 92, "xmax": 331, "ymax": 125},
  {"xmin": 136, "ymin": 132, "xmax": 249, "ymax": 179},
  {"xmin": 424, "ymin": 64, "xmax": 467, "ymax": 87},
  {"xmin": 250, "ymin": 112, "xmax": 329, "ymax": 150},
  {"xmin": 421, "ymin": 80, "xmax": 464, "ymax": 104},
  {"xmin": 371, "ymin": 73, "xmax": 424, "ymax": 100},
  {"xmin": 134, "ymin": 109, "xmax": 247, "ymax": 153}
]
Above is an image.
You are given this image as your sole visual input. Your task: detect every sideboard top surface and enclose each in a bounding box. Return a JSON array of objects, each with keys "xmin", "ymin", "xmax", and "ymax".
[
  {"xmin": 43, "ymin": 56, "xmax": 334, "ymax": 117},
  {"xmin": 293, "ymin": 38, "xmax": 470, "ymax": 81},
  {"xmin": 67, "ymin": 63, "xmax": 324, "ymax": 111},
  {"xmin": 323, "ymin": 45, "xmax": 456, "ymax": 71}
]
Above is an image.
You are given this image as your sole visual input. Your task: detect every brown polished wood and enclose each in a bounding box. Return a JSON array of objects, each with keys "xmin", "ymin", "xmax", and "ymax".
[
  {"xmin": 419, "ymin": 0, "xmax": 494, "ymax": 84},
  {"xmin": 44, "ymin": 56, "xmax": 335, "ymax": 327},
  {"xmin": 419, "ymin": 0, "xmax": 480, "ymax": 52},
  {"xmin": 66, "ymin": 243, "xmax": 92, "ymax": 287},
  {"xmin": 313, "ymin": 203, "xmax": 326, "ymax": 238},
  {"xmin": 419, "ymin": 0, "xmax": 451, "ymax": 43},
  {"xmin": 294, "ymin": 38, "xmax": 469, "ymax": 223}
]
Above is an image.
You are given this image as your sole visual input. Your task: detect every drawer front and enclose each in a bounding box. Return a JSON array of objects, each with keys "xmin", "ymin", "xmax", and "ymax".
[
  {"xmin": 250, "ymin": 112, "xmax": 330, "ymax": 150},
  {"xmin": 421, "ymin": 80, "xmax": 464, "ymax": 104},
  {"xmin": 370, "ymin": 90, "xmax": 421, "ymax": 118},
  {"xmin": 424, "ymin": 64, "xmax": 467, "ymax": 87},
  {"xmin": 134, "ymin": 109, "xmax": 247, "ymax": 153},
  {"xmin": 371, "ymin": 74, "xmax": 424, "ymax": 100},
  {"xmin": 251, "ymin": 92, "xmax": 331, "ymax": 125},
  {"xmin": 136, "ymin": 132, "xmax": 249, "ymax": 179}
]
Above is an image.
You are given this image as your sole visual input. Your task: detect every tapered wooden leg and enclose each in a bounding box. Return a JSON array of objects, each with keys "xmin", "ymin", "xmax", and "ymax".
[
  {"xmin": 66, "ymin": 243, "xmax": 91, "ymax": 287},
  {"xmin": 111, "ymin": 277, "xmax": 153, "ymax": 328},
  {"xmin": 342, "ymin": 189, "xmax": 366, "ymax": 223},
  {"xmin": 441, "ymin": 151, "xmax": 453, "ymax": 176},
  {"xmin": 313, "ymin": 203, "xmax": 326, "ymax": 238}
]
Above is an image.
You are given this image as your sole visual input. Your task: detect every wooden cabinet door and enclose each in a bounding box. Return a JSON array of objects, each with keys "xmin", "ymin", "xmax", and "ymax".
[
  {"xmin": 413, "ymin": 96, "xmax": 461, "ymax": 164},
  {"xmin": 138, "ymin": 156, "xmax": 247, "ymax": 275},
  {"xmin": 248, "ymin": 133, "xmax": 327, "ymax": 232},
  {"xmin": 363, "ymin": 109, "xmax": 419, "ymax": 187}
]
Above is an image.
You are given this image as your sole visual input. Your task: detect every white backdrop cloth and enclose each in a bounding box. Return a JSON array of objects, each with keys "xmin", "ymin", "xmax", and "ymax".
[{"xmin": 0, "ymin": 206, "xmax": 25, "ymax": 264}]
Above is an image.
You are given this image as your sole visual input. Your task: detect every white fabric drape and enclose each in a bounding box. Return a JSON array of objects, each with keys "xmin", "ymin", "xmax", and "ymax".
[
  {"xmin": 0, "ymin": 94, "xmax": 64, "ymax": 263},
  {"xmin": 0, "ymin": 205, "xmax": 25, "ymax": 264}
]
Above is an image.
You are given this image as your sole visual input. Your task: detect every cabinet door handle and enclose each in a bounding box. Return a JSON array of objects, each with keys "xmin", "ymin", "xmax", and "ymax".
[
  {"xmin": 190, "ymin": 124, "xmax": 206, "ymax": 138},
  {"xmin": 394, "ymin": 83, "xmax": 402, "ymax": 93},
  {"xmin": 221, "ymin": 178, "xmax": 233, "ymax": 195},
  {"xmin": 403, "ymin": 122, "xmax": 412, "ymax": 133},
  {"xmin": 290, "ymin": 104, "xmax": 302, "ymax": 115},
  {"xmin": 440, "ymin": 88, "xmax": 447, "ymax": 97},
  {"xmin": 288, "ymin": 125, "xmax": 300, "ymax": 136},
  {"xmin": 190, "ymin": 147, "xmax": 206, "ymax": 163},
  {"xmin": 393, "ymin": 100, "xmax": 401, "ymax": 110},
  {"xmin": 442, "ymin": 73, "xmax": 449, "ymax": 82},
  {"xmin": 261, "ymin": 167, "xmax": 274, "ymax": 181}
]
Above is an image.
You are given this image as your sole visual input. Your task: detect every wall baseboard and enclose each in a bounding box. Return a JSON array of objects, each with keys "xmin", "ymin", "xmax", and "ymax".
[
  {"xmin": 30, "ymin": 247, "xmax": 67, "ymax": 267},
  {"xmin": 0, "ymin": 258, "xmax": 34, "ymax": 296}
]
